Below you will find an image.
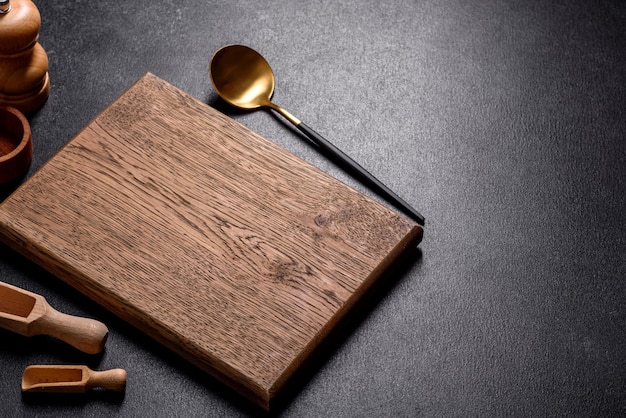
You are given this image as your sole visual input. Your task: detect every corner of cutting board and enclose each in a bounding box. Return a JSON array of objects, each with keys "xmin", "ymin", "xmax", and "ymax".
[{"xmin": 264, "ymin": 220, "xmax": 423, "ymax": 408}]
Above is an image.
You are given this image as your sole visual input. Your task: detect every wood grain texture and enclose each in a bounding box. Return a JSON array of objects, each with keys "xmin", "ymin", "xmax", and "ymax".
[{"xmin": 0, "ymin": 73, "xmax": 423, "ymax": 409}]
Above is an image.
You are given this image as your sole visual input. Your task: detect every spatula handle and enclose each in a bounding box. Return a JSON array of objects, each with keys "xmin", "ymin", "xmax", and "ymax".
[
  {"xmin": 32, "ymin": 303, "xmax": 109, "ymax": 354},
  {"xmin": 297, "ymin": 122, "xmax": 425, "ymax": 225},
  {"xmin": 87, "ymin": 368, "xmax": 127, "ymax": 392}
]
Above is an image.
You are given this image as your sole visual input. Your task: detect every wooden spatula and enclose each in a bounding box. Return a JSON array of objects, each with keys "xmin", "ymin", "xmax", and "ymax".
[
  {"xmin": 21, "ymin": 365, "xmax": 126, "ymax": 393},
  {"xmin": 0, "ymin": 281, "xmax": 108, "ymax": 354}
]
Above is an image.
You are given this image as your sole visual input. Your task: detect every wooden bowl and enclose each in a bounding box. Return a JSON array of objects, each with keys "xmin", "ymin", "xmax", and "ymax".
[{"xmin": 0, "ymin": 106, "xmax": 32, "ymax": 184}]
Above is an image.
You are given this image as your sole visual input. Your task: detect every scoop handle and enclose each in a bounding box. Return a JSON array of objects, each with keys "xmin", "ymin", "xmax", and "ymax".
[
  {"xmin": 87, "ymin": 368, "xmax": 127, "ymax": 392},
  {"xmin": 31, "ymin": 302, "xmax": 109, "ymax": 354},
  {"xmin": 296, "ymin": 122, "xmax": 425, "ymax": 225}
]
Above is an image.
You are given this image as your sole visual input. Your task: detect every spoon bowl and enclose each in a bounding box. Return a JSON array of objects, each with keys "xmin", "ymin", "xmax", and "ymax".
[
  {"xmin": 210, "ymin": 45, "xmax": 275, "ymax": 110},
  {"xmin": 209, "ymin": 45, "xmax": 424, "ymax": 225}
]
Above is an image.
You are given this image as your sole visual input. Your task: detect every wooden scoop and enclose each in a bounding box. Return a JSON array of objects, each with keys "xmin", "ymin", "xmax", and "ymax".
[
  {"xmin": 21, "ymin": 365, "xmax": 127, "ymax": 393},
  {"xmin": 0, "ymin": 281, "xmax": 108, "ymax": 354}
]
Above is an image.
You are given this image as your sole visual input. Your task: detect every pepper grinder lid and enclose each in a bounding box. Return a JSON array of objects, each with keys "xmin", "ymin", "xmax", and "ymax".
[
  {"xmin": 0, "ymin": 0, "xmax": 10, "ymax": 14},
  {"xmin": 0, "ymin": 0, "xmax": 41, "ymax": 55}
]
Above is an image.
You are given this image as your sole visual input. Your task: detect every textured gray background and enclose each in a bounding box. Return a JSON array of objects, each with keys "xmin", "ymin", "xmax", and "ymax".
[{"xmin": 1, "ymin": 0, "xmax": 625, "ymax": 416}]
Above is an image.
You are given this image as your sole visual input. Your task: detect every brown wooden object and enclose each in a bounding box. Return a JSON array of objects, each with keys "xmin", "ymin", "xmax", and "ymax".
[
  {"xmin": 0, "ymin": 0, "xmax": 50, "ymax": 113},
  {"xmin": 22, "ymin": 365, "xmax": 127, "ymax": 393},
  {"xmin": 0, "ymin": 73, "xmax": 423, "ymax": 409},
  {"xmin": 0, "ymin": 280, "xmax": 109, "ymax": 354},
  {"xmin": 0, "ymin": 105, "xmax": 32, "ymax": 183}
]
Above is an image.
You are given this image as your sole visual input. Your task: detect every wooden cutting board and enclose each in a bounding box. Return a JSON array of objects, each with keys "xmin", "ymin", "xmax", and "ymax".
[{"xmin": 0, "ymin": 73, "xmax": 423, "ymax": 410}]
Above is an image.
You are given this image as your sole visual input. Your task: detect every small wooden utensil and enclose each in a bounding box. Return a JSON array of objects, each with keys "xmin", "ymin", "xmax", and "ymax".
[
  {"xmin": 0, "ymin": 281, "xmax": 108, "ymax": 354},
  {"xmin": 21, "ymin": 365, "xmax": 126, "ymax": 393}
]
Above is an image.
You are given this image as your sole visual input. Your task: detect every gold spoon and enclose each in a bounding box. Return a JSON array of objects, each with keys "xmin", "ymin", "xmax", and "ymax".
[{"xmin": 209, "ymin": 44, "xmax": 425, "ymax": 225}]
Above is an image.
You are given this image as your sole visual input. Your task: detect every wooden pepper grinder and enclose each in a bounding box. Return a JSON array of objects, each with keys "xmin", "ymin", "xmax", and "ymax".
[{"xmin": 0, "ymin": 0, "xmax": 50, "ymax": 113}]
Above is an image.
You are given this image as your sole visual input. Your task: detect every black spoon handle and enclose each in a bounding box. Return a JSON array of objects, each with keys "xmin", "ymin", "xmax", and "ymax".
[{"xmin": 296, "ymin": 122, "xmax": 425, "ymax": 225}]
